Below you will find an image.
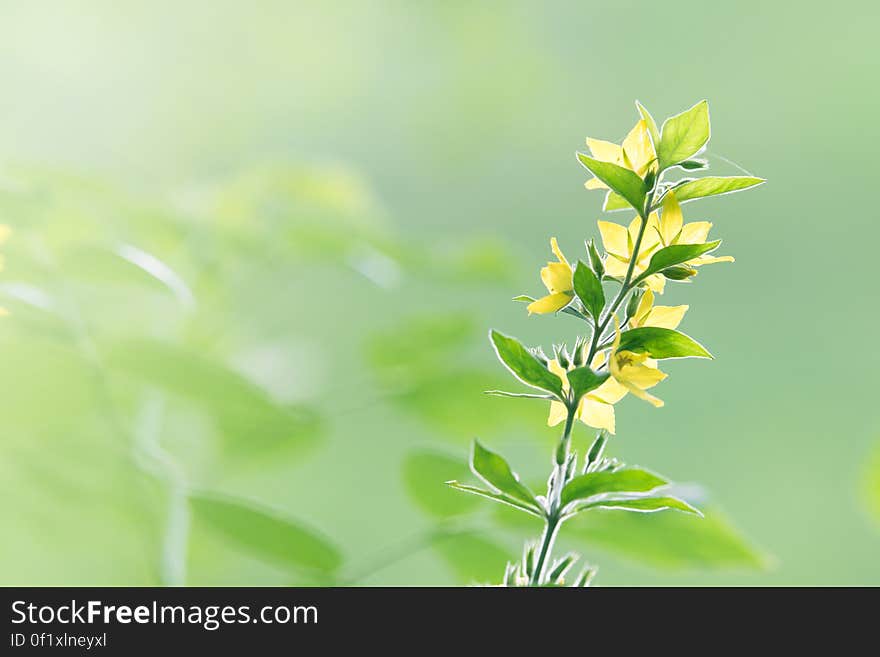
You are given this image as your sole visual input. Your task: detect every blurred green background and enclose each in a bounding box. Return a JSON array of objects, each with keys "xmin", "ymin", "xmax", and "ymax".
[{"xmin": 1, "ymin": 0, "xmax": 879, "ymax": 585}]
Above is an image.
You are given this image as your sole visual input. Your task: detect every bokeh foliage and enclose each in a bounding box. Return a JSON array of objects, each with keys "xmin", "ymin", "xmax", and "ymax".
[{"xmin": 1, "ymin": 0, "xmax": 878, "ymax": 584}]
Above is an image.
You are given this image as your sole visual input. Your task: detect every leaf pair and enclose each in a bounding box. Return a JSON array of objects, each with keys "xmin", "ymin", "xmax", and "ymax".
[
  {"xmin": 603, "ymin": 175, "xmax": 764, "ymax": 212},
  {"xmin": 489, "ymin": 330, "xmax": 608, "ymax": 404},
  {"xmin": 584, "ymin": 100, "xmax": 764, "ymax": 213},
  {"xmin": 447, "ymin": 441, "xmax": 544, "ymax": 516},
  {"xmin": 560, "ymin": 467, "xmax": 699, "ymax": 518},
  {"xmin": 449, "ymin": 441, "xmax": 700, "ymax": 521}
]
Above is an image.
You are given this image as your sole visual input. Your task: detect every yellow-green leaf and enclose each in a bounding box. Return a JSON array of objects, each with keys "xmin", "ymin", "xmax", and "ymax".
[{"xmin": 657, "ymin": 100, "xmax": 710, "ymax": 170}]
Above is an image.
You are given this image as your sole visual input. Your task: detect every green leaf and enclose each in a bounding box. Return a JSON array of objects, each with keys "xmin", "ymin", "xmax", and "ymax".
[
  {"xmin": 403, "ymin": 450, "xmax": 479, "ymax": 518},
  {"xmin": 567, "ymin": 505, "xmax": 770, "ymax": 570},
  {"xmin": 484, "ymin": 390, "xmax": 552, "ymax": 400},
  {"xmin": 566, "ymin": 367, "xmax": 609, "ymax": 404},
  {"xmin": 576, "ymin": 153, "xmax": 646, "ymax": 212},
  {"xmin": 471, "ymin": 440, "xmax": 540, "ymax": 510},
  {"xmin": 636, "ymin": 100, "xmax": 660, "ymax": 148},
  {"xmin": 640, "ymin": 241, "xmax": 721, "ymax": 279},
  {"xmin": 489, "ymin": 330, "xmax": 563, "ymax": 397},
  {"xmin": 586, "ymin": 239, "xmax": 605, "ymax": 279},
  {"xmin": 672, "ymin": 176, "xmax": 765, "ymax": 203},
  {"xmin": 576, "ymin": 495, "xmax": 701, "ymax": 515},
  {"xmin": 602, "ymin": 191, "xmax": 632, "ymax": 212},
  {"xmin": 561, "ymin": 468, "xmax": 668, "ymax": 507},
  {"xmin": 617, "ymin": 327, "xmax": 712, "ymax": 359},
  {"xmin": 190, "ymin": 493, "xmax": 342, "ymax": 573},
  {"xmin": 573, "ymin": 261, "xmax": 604, "ymax": 319},
  {"xmin": 657, "ymin": 100, "xmax": 710, "ymax": 170},
  {"xmin": 446, "ymin": 481, "xmax": 543, "ymax": 516},
  {"xmin": 431, "ymin": 530, "xmax": 511, "ymax": 583}
]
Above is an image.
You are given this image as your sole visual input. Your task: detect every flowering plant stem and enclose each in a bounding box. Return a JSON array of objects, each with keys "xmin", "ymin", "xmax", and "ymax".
[
  {"xmin": 532, "ymin": 208, "xmax": 649, "ymax": 585},
  {"xmin": 450, "ymin": 100, "xmax": 763, "ymax": 586}
]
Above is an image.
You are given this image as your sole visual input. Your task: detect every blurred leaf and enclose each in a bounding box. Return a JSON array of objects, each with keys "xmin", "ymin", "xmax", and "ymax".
[
  {"xmin": 434, "ymin": 238, "xmax": 517, "ymax": 285},
  {"xmin": 104, "ymin": 339, "xmax": 320, "ymax": 452},
  {"xmin": 55, "ymin": 244, "xmax": 194, "ymax": 310},
  {"xmin": 640, "ymin": 241, "xmax": 721, "ymax": 279},
  {"xmin": 213, "ymin": 164, "xmax": 392, "ymax": 260},
  {"xmin": 490, "ymin": 330, "xmax": 563, "ymax": 396},
  {"xmin": 431, "ymin": 530, "xmax": 510, "ymax": 584},
  {"xmin": 657, "ymin": 100, "xmax": 710, "ymax": 169},
  {"xmin": 573, "ymin": 261, "xmax": 604, "ymax": 319},
  {"xmin": 576, "ymin": 495, "xmax": 700, "ymax": 515},
  {"xmin": 672, "ymin": 176, "xmax": 765, "ymax": 203},
  {"xmin": 577, "ymin": 153, "xmax": 646, "ymax": 212},
  {"xmin": 0, "ymin": 337, "xmax": 99, "ymax": 432},
  {"xmin": 568, "ymin": 506, "xmax": 768, "ymax": 570},
  {"xmin": 561, "ymin": 468, "xmax": 668, "ymax": 507},
  {"xmin": 471, "ymin": 440, "xmax": 540, "ymax": 511},
  {"xmin": 862, "ymin": 439, "xmax": 880, "ymax": 526},
  {"xmin": 190, "ymin": 493, "xmax": 342, "ymax": 574},
  {"xmin": 114, "ymin": 244, "xmax": 195, "ymax": 309},
  {"xmin": 618, "ymin": 327, "xmax": 712, "ymax": 359},
  {"xmin": 367, "ymin": 313, "xmax": 473, "ymax": 381},
  {"xmin": 387, "ymin": 368, "xmax": 538, "ymax": 438},
  {"xmin": 403, "ymin": 449, "xmax": 478, "ymax": 518}
]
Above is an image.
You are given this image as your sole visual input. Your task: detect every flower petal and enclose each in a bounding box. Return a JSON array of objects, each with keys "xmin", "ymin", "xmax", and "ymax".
[
  {"xmin": 547, "ymin": 399, "xmax": 568, "ymax": 426},
  {"xmin": 643, "ymin": 274, "xmax": 666, "ymax": 294},
  {"xmin": 622, "ymin": 120, "xmax": 656, "ymax": 176},
  {"xmin": 578, "ymin": 397, "xmax": 616, "ymax": 434},
  {"xmin": 679, "ymin": 221, "xmax": 712, "ymax": 244},
  {"xmin": 598, "ymin": 220, "xmax": 629, "ymax": 258},
  {"xmin": 659, "ymin": 192, "xmax": 684, "ymax": 245},
  {"xmin": 623, "ymin": 382, "xmax": 665, "ymax": 408},
  {"xmin": 549, "ymin": 237, "xmax": 569, "ymax": 266},
  {"xmin": 633, "ymin": 288, "xmax": 655, "ymax": 326},
  {"xmin": 690, "ymin": 254, "xmax": 735, "ymax": 266},
  {"xmin": 586, "ymin": 138, "xmax": 624, "ymax": 164},
  {"xmin": 619, "ymin": 362, "xmax": 667, "ymax": 389},
  {"xmin": 590, "ymin": 376, "xmax": 628, "ymax": 405},
  {"xmin": 527, "ymin": 292, "xmax": 572, "ymax": 315},
  {"xmin": 643, "ymin": 304, "xmax": 688, "ymax": 330},
  {"xmin": 540, "ymin": 261, "xmax": 573, "ymax": 294}
]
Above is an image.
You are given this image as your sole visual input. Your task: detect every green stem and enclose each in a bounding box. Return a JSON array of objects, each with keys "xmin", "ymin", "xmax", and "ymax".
[
  {"xmin": 530, "ymin": 516, "xmax": 560, "ymax": 586},
  {"xmin": 589, "ymin": 191, "xmax": 656, "ymax": 361},
  {"xmin": 531, "ymin": 403, "xmax": 576, "ymax": 585}
]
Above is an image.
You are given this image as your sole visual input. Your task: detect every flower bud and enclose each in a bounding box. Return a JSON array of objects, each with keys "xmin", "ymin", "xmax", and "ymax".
[
  {"xmin": 585, "ymin": 432, "xmax": 607, "ymax": 470},
  {"xmin": 586, "ymin": 239, "xmax": 605, "ymax": 279},
  {"xmin": 662, "ymin": 265, "xmax": 698, "ymax": 280},
  {"xmin": 530, "ymin": 347, "xmax": 549, "ymax": 367},
  {"xmin": 625, "ymin": 290, "xmax": 641, "ymax": 321}
]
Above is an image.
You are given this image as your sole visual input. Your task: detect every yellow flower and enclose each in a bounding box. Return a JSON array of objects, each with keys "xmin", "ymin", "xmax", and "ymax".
[
  {"xmin": 584, "ymin": 119, "xmax": 657, "ymax": 191},
  {"xmin": 597, "ymin": 213, "xmax": 666, "ymax": 293},
  {"xmin": 608, "ymin": 318, "xmax": 667, "ymax": 408},
  {"xmin": 527, "ymin": 237, "xmax": 574, "ymax": 315},
  {"xmin": 654, "ymin": 191, "xmax": 734, "ymax": 267},
  {"xmin": 546, "ymin": 357, "xmax": 628, "ymax": 434},
  {"xmin": 629, "ymin": 288, "xmax": 688, "ymax": 330}
]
